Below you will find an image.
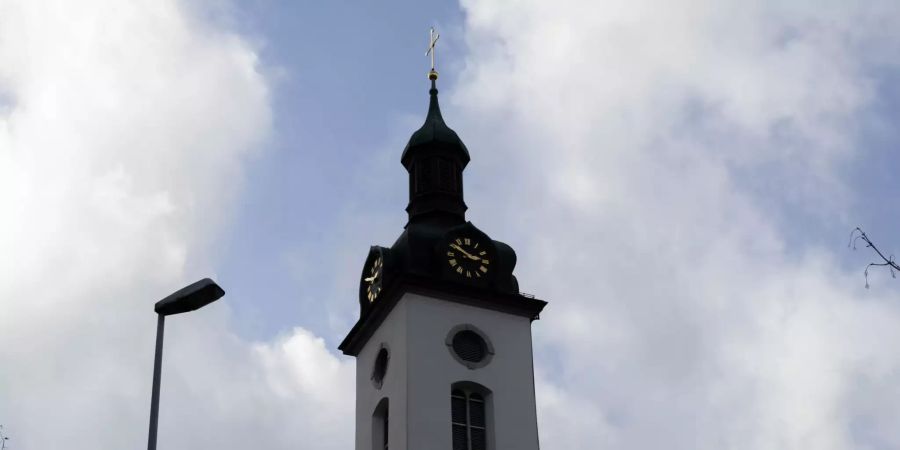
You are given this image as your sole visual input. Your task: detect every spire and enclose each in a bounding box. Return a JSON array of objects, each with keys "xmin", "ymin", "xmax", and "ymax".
[
  {"xmin": 401, "ymin": 80, "xmax": 470, "ymax": 168},
  {"xmin": 402, "ymin": 30, "xmax": 470, "ymax": 223},
  {"xmin": 426, "ymin": 78, "xmax": 442, "ymax": 125}
]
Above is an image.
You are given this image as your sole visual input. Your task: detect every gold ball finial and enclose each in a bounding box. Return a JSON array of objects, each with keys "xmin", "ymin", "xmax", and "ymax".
[{"xmin": 428, "ymin": 69, "xmax": 439, "ymax": 81}]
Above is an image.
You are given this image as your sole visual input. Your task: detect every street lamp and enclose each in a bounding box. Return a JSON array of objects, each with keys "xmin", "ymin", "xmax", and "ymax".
[{"xmin": 147, "ymin": 278, "xmax": 225, "ymax": 450}]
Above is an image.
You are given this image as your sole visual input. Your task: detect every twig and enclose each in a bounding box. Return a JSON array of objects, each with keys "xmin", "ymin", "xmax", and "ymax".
[
  {"xmin": 0, "ymin": 424, "xmax": 9, "ymax": 450},
  {"xmin": 850, "ymin": 227, "xmax": 899, "ymax": 288}
]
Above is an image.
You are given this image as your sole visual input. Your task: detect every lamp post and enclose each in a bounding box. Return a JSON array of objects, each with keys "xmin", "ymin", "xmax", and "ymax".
[{"xmin": 147, "ymin": 278, "xmax": 225, "ymax": 450}]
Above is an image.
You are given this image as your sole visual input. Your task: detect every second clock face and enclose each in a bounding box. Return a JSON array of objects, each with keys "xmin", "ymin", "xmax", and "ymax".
[
  {"xmin": 364, "ymin": 255, "xmax": 383, "ymax": 302},
  {"xmin": 446, "ymin": 237, "xmax": 490, "ymax": 279}
]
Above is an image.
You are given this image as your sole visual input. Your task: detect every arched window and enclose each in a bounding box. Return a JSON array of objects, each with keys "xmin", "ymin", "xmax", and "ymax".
[
  {"xmin": 373, "ymin": 397, "xmax": 389, "ymax": 450},
  {"xmin": 451, "ymin": 384, "xmax": 490, "ymax": 450}
]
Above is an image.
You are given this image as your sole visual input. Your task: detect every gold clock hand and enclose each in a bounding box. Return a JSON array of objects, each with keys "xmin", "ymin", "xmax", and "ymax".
[{"xmin": 450, "ymin": 244, "xmax": 482, "ymax": 261}]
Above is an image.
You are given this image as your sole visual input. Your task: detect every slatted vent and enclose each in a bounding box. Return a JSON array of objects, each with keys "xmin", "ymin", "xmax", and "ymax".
[
  {"xmin": 451, "ymin": 389, "xmax": 488, "ymax": 450},
  {"xmin": 372, "ymin": 348, "xmax": 389, "ymax": 387},
  {"xmin": 469, "ymin": 393, "xmax": 486, "ymax": 450},
  {"xmin": 452, "ymin": 390, "xmax": 468, "ymax": 450},
  {"xmin": 452, "ymin": 330, "xmax": 486, "ymax": 363}
]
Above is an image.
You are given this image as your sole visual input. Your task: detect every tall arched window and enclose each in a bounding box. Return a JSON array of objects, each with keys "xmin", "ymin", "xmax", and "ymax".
[
  {"xmin": 451, "ymin": 384, "xmax": 490, "ymax": 450},
  {"xmin": 373, "ymin": 397, "xmax": 389, "ymax": 450}
]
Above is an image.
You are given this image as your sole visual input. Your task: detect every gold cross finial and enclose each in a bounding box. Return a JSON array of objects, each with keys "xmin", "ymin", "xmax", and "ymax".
[{"xmin": 426, "ymin": 27, "xmax": 440, "ymax": 80}]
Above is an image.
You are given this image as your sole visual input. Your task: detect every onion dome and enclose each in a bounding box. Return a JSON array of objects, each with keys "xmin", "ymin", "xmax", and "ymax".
[{"xmin": 401, "ymin": 79, "xmax": 470, "ymax": 223}]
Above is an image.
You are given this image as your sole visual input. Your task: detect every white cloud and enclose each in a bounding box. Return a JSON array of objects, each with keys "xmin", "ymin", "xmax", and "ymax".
[
  {"xmin": 0, "ymin": 1, "xmax": 351, "ymax": 449},
  {"xmin": 453, "ymin": 1, "xmax": 900, "ymax": 449},
  {"xmin": 6, "ymin": 0, "xmax": 900, "ymax": 449}
]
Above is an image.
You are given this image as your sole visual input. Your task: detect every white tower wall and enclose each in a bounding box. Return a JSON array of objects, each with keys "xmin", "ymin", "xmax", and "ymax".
[{"xmin": 354, "ymin": 292, "xmax": 540, "ymax": 450}]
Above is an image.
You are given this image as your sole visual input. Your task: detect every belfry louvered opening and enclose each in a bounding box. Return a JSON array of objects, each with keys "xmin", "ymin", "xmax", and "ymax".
[
  {"xmin": 451, "ymin": 388, "xmax": 488, "ymax": 450},
  {"xmin": 373, "ymin": 397, "xmax": 389, "ymax": 450},
  {"xmin": 372, "ymin": 347, "xmax": 389, "ymax": 388},
  {"xmin": 446, "ymin": 325, "xmax": 495, "ymax": 370},
  {"xmin": 452, "ymin": 330, "xmax": 486, "ymax": 363}
]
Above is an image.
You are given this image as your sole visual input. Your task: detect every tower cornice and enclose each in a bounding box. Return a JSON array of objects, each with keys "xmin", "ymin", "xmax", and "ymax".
[{"xmin": 340, "ymin": 273, "xmax": 547, "ymax": 356}]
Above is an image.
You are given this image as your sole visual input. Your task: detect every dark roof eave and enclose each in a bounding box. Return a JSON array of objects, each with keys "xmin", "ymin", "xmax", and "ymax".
[{"xmin": 338, "ymin": 274, "xmax": 547, "ymax": 356}]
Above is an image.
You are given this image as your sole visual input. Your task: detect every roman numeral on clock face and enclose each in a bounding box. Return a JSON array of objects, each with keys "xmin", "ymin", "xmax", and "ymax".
[{"xmin": 447, "ymin": 237, "xmax": 489, "ymax": 278}]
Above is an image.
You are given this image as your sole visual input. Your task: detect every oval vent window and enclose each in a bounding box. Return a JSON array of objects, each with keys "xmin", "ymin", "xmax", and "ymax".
[
  {"xmin": 372, "ymin": 347, "xmax": 389, "ymax": 388},
  {"xmin": 452, "ymin": 330, "xmax": 487, "ymax": 363}
]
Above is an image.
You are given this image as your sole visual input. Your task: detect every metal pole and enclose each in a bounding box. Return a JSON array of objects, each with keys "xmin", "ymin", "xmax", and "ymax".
[{"xmin": 147, "ymin": 313, "xmax": 165, "ymax": 450}]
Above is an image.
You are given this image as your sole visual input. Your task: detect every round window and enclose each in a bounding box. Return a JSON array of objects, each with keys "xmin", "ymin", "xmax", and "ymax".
[
  {"xmin": 446, "ymin": 325, "xmax": 494, "ymax": 369},
  {"xmin": 452, "ymin": 330, "xmax": 487, "ymax": 362},
  {"xmin": 372, "ymin": 347, "xmax": 389, "ymax": 388}
]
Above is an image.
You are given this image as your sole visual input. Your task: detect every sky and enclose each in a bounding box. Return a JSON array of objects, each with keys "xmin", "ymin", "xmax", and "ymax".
[{"xmin": 2, "ymin": 1, "xmax": 900, "ymax": 449}]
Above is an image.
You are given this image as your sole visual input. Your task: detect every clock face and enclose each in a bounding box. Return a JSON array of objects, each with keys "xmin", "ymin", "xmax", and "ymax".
[
  {"xmin": 446, "ymin": 237, "xmax": 490, "ymax": 279},
  {"xmin": 363, "ymin": 255, "xmax": 383, "ymax": 302}
]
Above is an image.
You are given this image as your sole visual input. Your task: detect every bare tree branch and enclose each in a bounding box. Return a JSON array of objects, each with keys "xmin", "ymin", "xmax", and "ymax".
[
  {"xmin": 849, "ymin": 227, "xmax": 899, "ymax": 288},
  {"xmin": 0, "ymin": 424, "xmax": 9, "ymax": 450}
]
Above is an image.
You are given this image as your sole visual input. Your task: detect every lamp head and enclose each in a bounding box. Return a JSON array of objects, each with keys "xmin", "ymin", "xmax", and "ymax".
[{"xmin": 155, "ymin": 278, "xmax": 224, "ymax": 316}]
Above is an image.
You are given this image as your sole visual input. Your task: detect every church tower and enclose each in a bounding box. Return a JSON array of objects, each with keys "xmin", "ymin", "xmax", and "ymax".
[{"xmin": 339, "ymin": 33, "xmax": 547, "ymax": 450}]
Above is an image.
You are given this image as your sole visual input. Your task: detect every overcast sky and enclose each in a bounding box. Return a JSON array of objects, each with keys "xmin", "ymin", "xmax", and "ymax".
[{"xmin": 2, "ymin": 1, "xmax": 900, "ymax": 449}]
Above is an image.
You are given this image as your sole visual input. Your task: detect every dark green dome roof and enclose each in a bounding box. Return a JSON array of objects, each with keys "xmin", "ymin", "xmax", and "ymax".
[{"xmin": 401, "ymin": 82, "xmax": 470, "ymax": 169}]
